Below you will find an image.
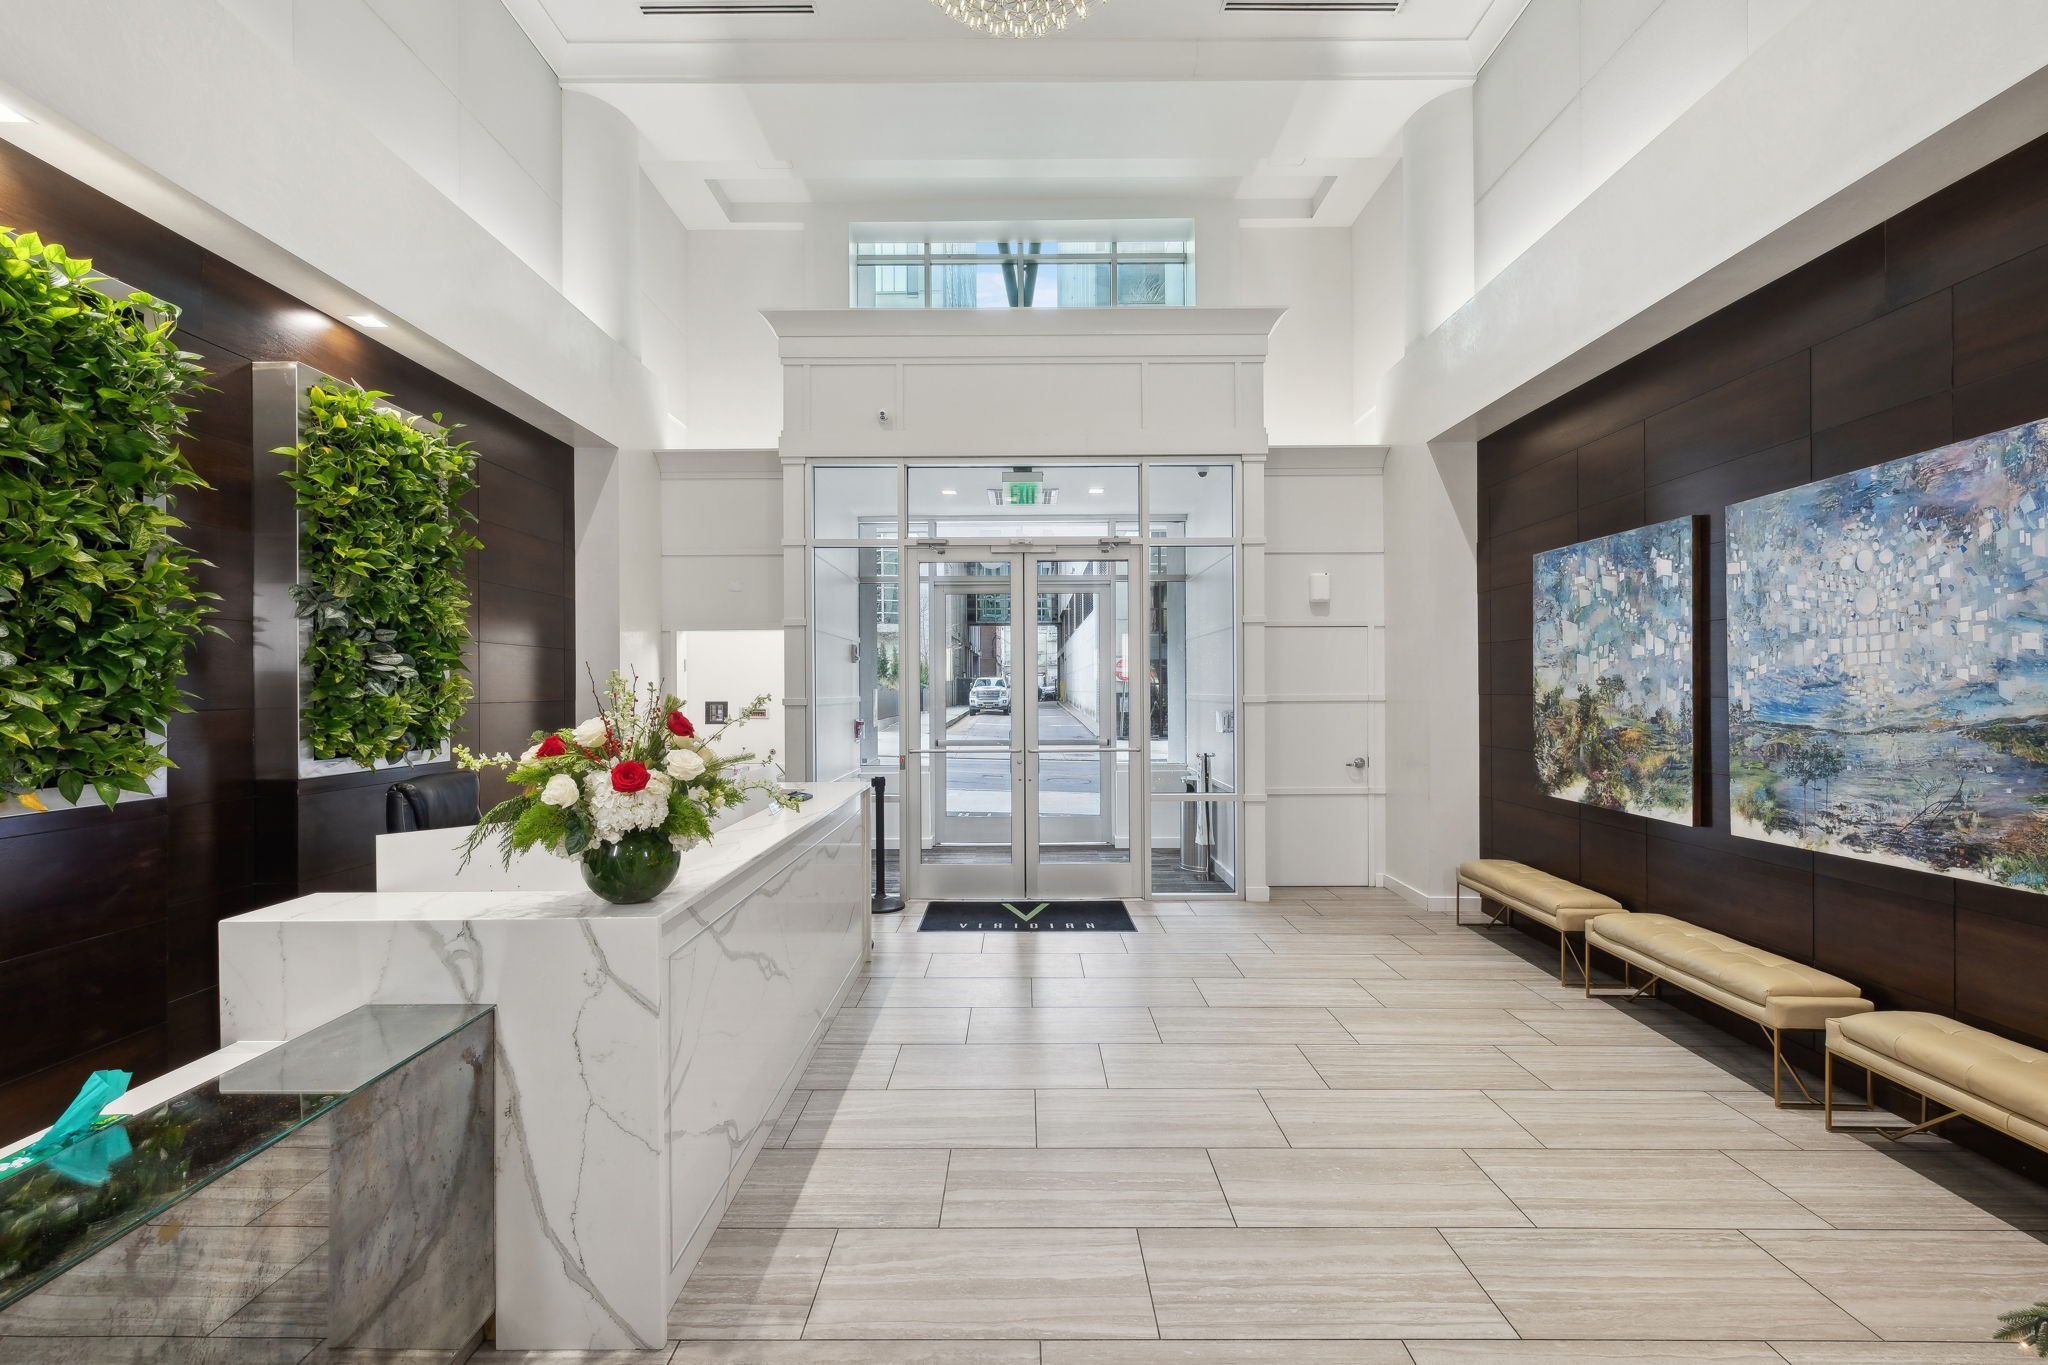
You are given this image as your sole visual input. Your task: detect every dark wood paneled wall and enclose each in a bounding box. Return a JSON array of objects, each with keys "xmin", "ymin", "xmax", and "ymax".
[
  {"xmin": 1480, "ymin": 134, "xmax": 2048, "ymax": 1057},
  {"xmin": 0, "ymin": 143, "xmax": 576, "ymax": 1135}
]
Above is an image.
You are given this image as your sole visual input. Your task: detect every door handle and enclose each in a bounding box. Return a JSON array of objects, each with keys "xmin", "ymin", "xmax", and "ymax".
[{"xmin": 1347, "ymin": 757, "xmax": 1367, "ymax": 770}]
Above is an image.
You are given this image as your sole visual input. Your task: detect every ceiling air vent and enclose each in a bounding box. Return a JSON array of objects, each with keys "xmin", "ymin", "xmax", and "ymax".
[
  {"xmin": 1222, "ymin": 2, "xmax": 1405, "ymax": 11},
  {"xmin": 639, "ymin": 3, "xmax": 816, "ymax": 14}
]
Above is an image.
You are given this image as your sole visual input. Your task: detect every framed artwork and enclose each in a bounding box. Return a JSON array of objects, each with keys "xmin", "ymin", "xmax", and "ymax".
[
  {"xmin": 1727, "ymin": 418, "xmax": 2048, "ymax": 892},
  {"xmin": 1532, "ymin": 516, "xmax": 1700, "ymax": 825}
]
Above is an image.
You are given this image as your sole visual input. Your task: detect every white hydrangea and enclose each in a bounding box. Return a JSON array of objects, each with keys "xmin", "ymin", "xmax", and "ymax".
[
  {"xmin": 664, "ymin": 748, "xmax": 706, "ymax": 782},
  {"xmin": 581, "ymin": 768, "xmax": 673, "ymax": 845}
]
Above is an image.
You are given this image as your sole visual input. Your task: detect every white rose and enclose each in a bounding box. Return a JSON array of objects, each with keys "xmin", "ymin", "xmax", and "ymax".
[
  {"xmin": 540, "ymin": 774, "xmax": 580, "ymax": 808},
  {"xmin": 520, "ymin": 741, "xmax": 543, "ymax": 761},
  {"xmin": 572, "ymin": 717, "xmax": 608, "ymax": 747},
  {"xmin": 664, "ymin": 748, "xmax": 706, "ymax": 781}
]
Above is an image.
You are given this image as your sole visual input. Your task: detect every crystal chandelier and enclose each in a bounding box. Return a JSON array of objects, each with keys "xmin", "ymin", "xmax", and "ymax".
[{"xmin": 930, "ymin": 0, "xmax": 1104, "ymax": 39}]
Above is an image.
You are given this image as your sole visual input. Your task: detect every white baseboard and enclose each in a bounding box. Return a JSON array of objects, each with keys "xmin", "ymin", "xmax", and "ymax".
[{"xmin": 1386, "ymin": 873, "xmax": 1456, "ymax": 915}]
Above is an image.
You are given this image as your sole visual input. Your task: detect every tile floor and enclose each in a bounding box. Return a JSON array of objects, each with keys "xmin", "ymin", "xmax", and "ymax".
[{"xmin": 475, "ymin": 888, "xmax": 2048, "ymax": 1364}]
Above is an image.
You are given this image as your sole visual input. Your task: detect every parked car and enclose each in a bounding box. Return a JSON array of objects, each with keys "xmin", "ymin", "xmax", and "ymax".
[
  {"xmin": 970, "ymin": 676, "xmax": 1011, "ymax": 715},
  {"xmin": 1038, "ymin": 678, "xmax": 1058, "ymax": 701}
]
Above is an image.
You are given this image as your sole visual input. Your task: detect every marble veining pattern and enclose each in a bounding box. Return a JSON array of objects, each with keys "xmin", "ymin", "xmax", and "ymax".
[{"xmin": 218, "ymin": 785, "xmax": 871, "ymax": 1352}]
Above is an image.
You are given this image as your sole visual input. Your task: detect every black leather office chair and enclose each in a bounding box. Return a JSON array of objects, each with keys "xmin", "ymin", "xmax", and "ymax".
[{"xmin": 385, "ymin": 770, "xmax": 482, "ymax": 833}]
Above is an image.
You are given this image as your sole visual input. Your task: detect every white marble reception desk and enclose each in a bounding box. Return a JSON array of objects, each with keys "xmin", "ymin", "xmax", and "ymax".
[{"xmin": 218, "ymin": 782, "xmax": 870, "ymax": 1350}]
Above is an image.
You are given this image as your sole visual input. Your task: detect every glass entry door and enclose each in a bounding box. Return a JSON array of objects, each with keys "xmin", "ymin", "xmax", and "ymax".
[{"xmin": 905, "ymin": 543, "xmax": 1143, "ymax": 900}]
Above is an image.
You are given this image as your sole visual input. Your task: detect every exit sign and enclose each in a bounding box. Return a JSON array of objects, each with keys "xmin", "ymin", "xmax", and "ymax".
[{"xmin": 1001, "ymin": 468, "xmax": 1045, "ymax": 506}]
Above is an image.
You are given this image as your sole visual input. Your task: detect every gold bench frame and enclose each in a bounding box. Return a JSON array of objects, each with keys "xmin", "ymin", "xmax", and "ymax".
[
  {"xmin": 1452, "ymin": 873, "xmax": 1615, "ymax": 989},
  {"xmin": 1585, "ymin": 922, "xmax": 1875, "ymax": 1111},
  {"xmin": 1824, "ymin": 1027, "xmax": 2046, "ymax": 1152}
]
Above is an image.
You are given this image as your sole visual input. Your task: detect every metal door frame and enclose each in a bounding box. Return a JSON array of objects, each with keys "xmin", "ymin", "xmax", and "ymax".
[{"xmin": 902, "ymin": 539, "xmax": 1145, "ymax": 901}]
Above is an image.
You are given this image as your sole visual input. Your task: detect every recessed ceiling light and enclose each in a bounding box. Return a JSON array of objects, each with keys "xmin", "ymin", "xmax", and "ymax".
[
  {"xmin": 1089, "ymin": 487, "xmax": 1105, "ymax": 495},
  {"xmin": 940, "ymin": 489, "xmax": 957, "ymax": 496},
  {"xmin": 348, "ymin": 313, "xmax": 388, "ymax": 328}
]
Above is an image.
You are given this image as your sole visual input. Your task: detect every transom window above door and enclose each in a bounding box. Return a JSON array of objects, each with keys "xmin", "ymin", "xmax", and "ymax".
[{"xmin": 851, "ymin": 233, "xmax": 1194, "ymax": 309}]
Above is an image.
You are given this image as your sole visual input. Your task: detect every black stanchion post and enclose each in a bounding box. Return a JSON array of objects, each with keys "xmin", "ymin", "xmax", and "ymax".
[{"xmin": 871, "ymin": 774, "xmax": 904, "ymax": 914}]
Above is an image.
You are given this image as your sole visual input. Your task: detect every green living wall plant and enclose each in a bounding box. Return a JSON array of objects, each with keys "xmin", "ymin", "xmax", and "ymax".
[
  {"xmin": 281, "ymin": 381, "xmax": 481, "ymax": 768},
  {"xmin": 0, "ymin": 227, "xmax": 214, "ymax": 811}
]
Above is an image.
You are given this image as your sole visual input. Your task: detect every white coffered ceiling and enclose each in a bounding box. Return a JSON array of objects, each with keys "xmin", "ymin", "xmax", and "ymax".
[{"xmin": 502, "ymin": 0, "xmax": 1528, "ymax": 229}]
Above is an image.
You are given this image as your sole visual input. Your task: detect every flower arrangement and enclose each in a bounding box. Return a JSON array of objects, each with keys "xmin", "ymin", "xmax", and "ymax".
[{"xmin": 457, "ymin": 670, "xmax": 791, "ymax": 903}]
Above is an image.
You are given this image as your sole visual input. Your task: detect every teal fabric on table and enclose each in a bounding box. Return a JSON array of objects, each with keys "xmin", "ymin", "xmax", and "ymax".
[{"xmin": 0, "ymin": 1070, "xmax": 130, "ymax": 1181}]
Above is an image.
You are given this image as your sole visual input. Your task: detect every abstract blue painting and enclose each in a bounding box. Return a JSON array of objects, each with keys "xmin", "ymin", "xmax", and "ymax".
[
  {"xmin": 1727, "ymin": 419, "xmax": 2048, "ymax": 891},
  {"xmin": 1532, "ymin": 518, "xmax": 1698, "ymax": 825}
]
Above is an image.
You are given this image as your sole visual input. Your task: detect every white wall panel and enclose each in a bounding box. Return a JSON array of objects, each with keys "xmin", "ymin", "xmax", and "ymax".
[
  {"xmin": 1264, "ymin": 474, "xmax": 1385, "ymax": 551},
  {"xmin": 1579, "ymin": 0, "xmax": 1749, "ymax": 187},
  {"xmin": 1264, "ymin": 702, "xmax": 1375, "ymax": 791},
  {"xmin": 660, "ymin": 555, "xmax": 784, "ymax": 632},
  {"xmin": 457, "ymin": 110, "xmax": 562, "ymax": 286},
  {"xmin": 902, "ymin": 363, "xmax": 1144, "ymax": 440},
  {"xmin": 1473, "ymin": 0, "xmax": 1581, "ymax": 193},
  {"xmin": 1266, "ymin": 627, "xmax": 1382, "ymax": 700},
  {"xmin": 1263, "ymin": 554, "xmax": 1384, "ymax": 627},
  {"xmin": 1266, "ymin": 796, "xmax": 1373, "ymax": 885},
  {"xmin": 1144, "ymin": 363, "xmax": 1239, "ymax": 433},
  {"xmin": 659, "ymin": 478, "xmax": 781, "ymax": 558}
]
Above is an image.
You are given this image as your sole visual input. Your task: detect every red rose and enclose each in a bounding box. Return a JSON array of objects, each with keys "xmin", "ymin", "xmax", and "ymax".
[
  {"xmin": 610, "ymin": 760, "xmax": 650, "ymax": 793},
  {"xmin": 535, "ymin": 735, "xmax": 568, "ymax": 758},
  {"xmin": 667, "ymin": 710, "xmax": 695, "ymax": 738}
]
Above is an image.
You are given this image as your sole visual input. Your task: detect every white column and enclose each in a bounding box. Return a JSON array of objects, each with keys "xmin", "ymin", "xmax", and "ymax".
[
  {"xmin": 575, "ymin": 447, "xmax": 664, "ymax": 689},
  {"xmin": 560, "ymin": 90, "xmax": 642, "ymax": 348},
  {"xmin": 1401, "ymin": 87, "xmax": 1477, "ymax": 344}
]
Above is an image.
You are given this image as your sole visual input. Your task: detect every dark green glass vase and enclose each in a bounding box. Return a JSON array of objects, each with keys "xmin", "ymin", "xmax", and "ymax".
[{"xmin": 580, "ymin": 830, "xmax": 681, "ymax": 905}]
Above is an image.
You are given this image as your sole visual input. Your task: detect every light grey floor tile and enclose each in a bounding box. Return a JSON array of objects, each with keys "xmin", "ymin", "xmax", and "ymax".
[
  {"xmin": 860, "ymin": 979, "xmax": 1035, "ymax": 1008},
  {"xmin": 888, "ymin": 1044, "xmax": 1105, "ymax": 1089},
  {"xmin": 1281, "ymin": 915, "xmax": 1437, "ymax": 935},
  {"xmin": 1034, "ymin": 979, "xmax": 1210, "ymax": 1008},
  {"xmin": 879, "ymin": 932, "xmax": 986, "ymax": 952},
  {"xmin": 1191, "ymin": 979, "xmax": 1381, "ymax": 1008},
  {"xmin": 1500, "ymin": 1044, "xmax": 1764, "ymax": 1091},
  {"xmin": 1469, "ymin": 1149, "xmax": 1829, "ymax": 1228},
  {"xmin": 1226, "ymin": 954, "xmax": 1400, "ymax": 980},
  {"xmin": 1507, "ymin": 1006, "xmax": 1725, "ymax": 1047},
  {"xmin": 1261, "ymin": 1089, "xmax": 1539, "ymax": 1149},
  {"xmin": 1045, "ymin": 1344, "xmax": 1412, "ymax": 1363},
  {"xmin": 1406, "ymin": 1346, "xmax": 1780, "ymax": 1363},
  {"xmin": 673, "ymin": 1344, "xmax": 1038, "ymax": 1363},
  {"xmin": 1209, "ymin": 1149, "xmax": 1528, "ymax": 1227},
  {"xmin": 722, "ymin": 1151, "xmax": 950, "ymax": 1228},
  {"xmin": 1732, "ymin": 1148, "xmax": 2048, "ymax": 1230},
  {"xmin": 1139, "ymin": 1227, "xmax": 1513, "ymax": 1339},
  {"xmin": 1714, "ymin": 1091, "xmax": 1917, "ymax": 1151},
  {"xmin": 797, "ymin": 1044, "xmax": 900, "ymax": 1090},
  {"xmin": 1381, "ymin": 956, "xmax": 1553, "ymax": 980},
  {"xmin": 1747, "ymin": 1229, "xmax": 2048, "ymax": 1341},
  {"xmin": 1488, "ymin": 1090, "xmax": 1796, "ymax": 1150},
  {"xmin": 0, "ymin": 1341, "xmax": 323, "ymax": 1364},
  {"xmin": 1301, "ymin": 1045, "xmax": 1546, "ymax": 1090},
  {"xmin": 473, "ymin": 1348, "xmax": 678, "ymax": 1363},
  {"xmin": 1333, "ymin": 1008, "xmax": 1550, "ymax": 1045},
  {"xmin": 1360, "ymin": 980, "xmax": 1567, "ymax": 1010},
  {"xmin": 1255, "ymin": 935, "xmax": 1414, "ymax": 956},
  {"xmin": 767, "ymin": 1090, "xmax": 810, "ymax": 1148},
  {"xmin": 970, "ymin": 934, "xmax": 1132, "ymax": 955},
  {"xmin": 1444, "ymin": 1229, "xmax": 1873, "ymax": 1340},
  {"xmin": 1084, "ymin": 955, "xmax": 1244, "ymax": 978},
  {"xmin": 785, "ymin": 1091, "xmax": 1036, "ymax": 1148},
  {"xmin": 805, "ymin": 1229, "xmax": 1157, "ymax": 1339},
  {"xmin": 1036, "ymin": 1089, "xmax": 1288, "ymax": 1148},
  {"xmin": 1766, "ymin": 1344, "xmax": 2029, "ymax": 1362},
  {"xmin": 1148, "ymin": 1007, "xmax": 1354, "ymax": 1044},
  {"xmin": 969, "ymin": 1008, "xmax": 1161, "ymax": 1044},
  {"xmin": 1123, "ymin": 933, "xmax": 1276, "ymax": 956},
  {"xmin": 824, "ymin": 1009, "xmax": 970, "ymax": 1045},
  {"xmin": 942, "ymin": 1149, "xmax": 1234, "ymax": 1227},
  {"xmin": 670, "ymin": 1229, "xmax": 836, "ymax": 1340},
  {"xmin": 925, "ymin": 954, "xmax": 1084, "ymax": 978},
  {"xmin": 1099, "ymin": 1045, "xmax": 1325, "ymax": 1089}
]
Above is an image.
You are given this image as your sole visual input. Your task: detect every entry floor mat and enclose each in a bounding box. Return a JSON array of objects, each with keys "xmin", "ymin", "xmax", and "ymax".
[{"xmin": 919, "ymin": 900, "xmax": 1135, "ymax": 932}]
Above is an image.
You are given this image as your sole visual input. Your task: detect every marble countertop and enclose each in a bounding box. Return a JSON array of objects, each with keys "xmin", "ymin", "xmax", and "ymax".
[{"xmin": 228, "ymin": 780, "xmax": 868, "ymax": 933}]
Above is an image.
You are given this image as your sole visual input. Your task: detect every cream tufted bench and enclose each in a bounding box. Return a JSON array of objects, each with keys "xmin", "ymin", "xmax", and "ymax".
[
  {"xmin": 1585, "ymin": 913, "xmax": 1873, "ymax": 1107},
  {"xmin": 1454, "ymin": 859, "xmax": 1626, "ymax": 987},
  {"xmin": 1826, "ymin": 1011, "xmax": 2048, "ymax": 1150}
]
